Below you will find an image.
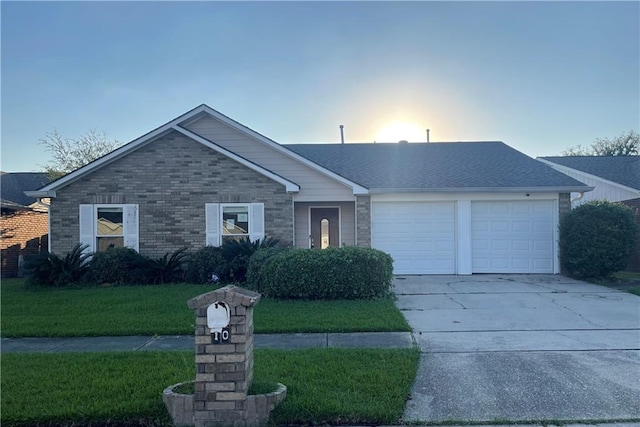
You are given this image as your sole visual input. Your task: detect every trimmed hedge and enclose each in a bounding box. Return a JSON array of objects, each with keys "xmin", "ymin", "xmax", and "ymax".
[
  {"xmin": 246, "ymin": 247, "xmax": 290, "ymax": 293},
  {"xmin": 88, "ymin": 247, "xmax": 148, "ymax": 285},
  {"xmin": 560, "ymin": 200, "xmax": 638, "ymax": 278},
  {"xmin": 261, "ymin": 247, "xmax": 393, "ymax": 300}
]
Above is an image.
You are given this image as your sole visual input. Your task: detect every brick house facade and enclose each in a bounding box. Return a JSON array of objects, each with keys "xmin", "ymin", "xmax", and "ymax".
[{"xmin": 50, "ymin": 131, "xmax": 293, "ymax": 258}]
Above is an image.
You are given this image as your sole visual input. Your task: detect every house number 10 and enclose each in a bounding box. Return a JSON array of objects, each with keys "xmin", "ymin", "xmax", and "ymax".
[{"xmin": 212, "ymin": 327, "xmax": 230, "ymax": 344}]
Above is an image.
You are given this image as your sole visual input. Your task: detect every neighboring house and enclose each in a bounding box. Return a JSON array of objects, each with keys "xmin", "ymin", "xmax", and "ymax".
[
  {"xmin": 538, "ymin": 156, "xmax": 640, "ymax": 272},
  {"xmin": 537, "ymin": 156, "xmax": 640, "ymax": 205},
  {"xmin": 1, "ymin": 172, "xmax": 51, "ymax": 277},
  {"xmin": 26, "ymin": 105, "xmax": 591, "ymax": 275}
]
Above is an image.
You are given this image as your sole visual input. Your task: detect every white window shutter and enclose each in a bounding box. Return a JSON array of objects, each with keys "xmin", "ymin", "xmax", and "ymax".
[
  {"xmin": 249, "ymin": 203, "xmax": 265, "ymax": 243},
  {"xmin": 205, "ymin": 203, "xmax": 220, "ymax": 247},
  {"xmin": 124, "ymin": 204, "xmax": 139, "ymax": 251},
  {"xmin": 79, "ymin": 204, "xmax": 95, "ymax": 254}
]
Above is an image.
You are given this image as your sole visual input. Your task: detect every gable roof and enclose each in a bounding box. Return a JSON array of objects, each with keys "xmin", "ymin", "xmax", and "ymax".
[
  {"xmin": 26, "ymin": 104, "xmax": 372, "ymax": 198},
  {"xmin": 538, "ymin": 156, "xmax": 640, "ymax": 191},
  {"xmin": 26, "ymin": 105, "xmax": 303, "ymax": 197},
  {"xmin": 1, "ymin": 172, "xmax": 51, "ymax": 206},
  {"xmin": 285, "ymin": 142, "xmax": 591, "ymax": 193}
]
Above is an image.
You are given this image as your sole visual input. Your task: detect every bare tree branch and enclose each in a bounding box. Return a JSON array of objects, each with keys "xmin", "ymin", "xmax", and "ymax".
[{"xmin": 39, "ymin": 130, "xmax": 120, "ymax": 179}]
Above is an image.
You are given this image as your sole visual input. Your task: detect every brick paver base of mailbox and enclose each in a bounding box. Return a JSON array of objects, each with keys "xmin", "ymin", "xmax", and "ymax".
[{"xmin": 163, "ymin": 285, "xmax": 286, "ymax": 427}]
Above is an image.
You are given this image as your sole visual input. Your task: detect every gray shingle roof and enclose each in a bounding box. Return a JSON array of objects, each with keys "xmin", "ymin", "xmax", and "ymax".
[
  {"xmin": 285, "ymin": 141, "xmax": 589, "ymax": 191},
  {"xmin": 539, "ymin": 156, "xmax": 640, "ymax": 191},
  {"xmin": 1, "ymin": 172, "xmax": 51, "ymax": 207}
]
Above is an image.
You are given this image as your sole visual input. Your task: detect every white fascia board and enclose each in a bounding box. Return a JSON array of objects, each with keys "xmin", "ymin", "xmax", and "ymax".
[
  {"xmin": 173, "ymin": 126, "xmax": 300, "ymax": 193},
  {"xmin": 189, "ymin": 105, "xmax": 369, "ymax": 195},
  {"xmin": 368, "ymin": 186, "xmax": 594, "ymax": 194},
  {"xmin": 537, "ymin": 158, "xmax": 640, "ymax": 194},
  {"xmin": 25, "ymin": 190, "xmax": 56, "ymax": 198}
]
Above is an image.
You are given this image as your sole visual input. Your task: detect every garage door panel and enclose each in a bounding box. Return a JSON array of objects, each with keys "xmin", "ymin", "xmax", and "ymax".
[
  {"xmin": 372, "ymin": 201, "xmax": 455, "ymax": 275},
  {"xmin": 472, "ymin": 201, "xmax": 554, "ymax": 274}
]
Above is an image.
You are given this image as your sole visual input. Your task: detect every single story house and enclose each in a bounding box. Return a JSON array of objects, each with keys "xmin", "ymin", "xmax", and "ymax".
[
  {"xmin": 1, "ymin": 172, "xmax": 51, "ymax": 277},
  {"xmin": 27, "ymin": 105, "xmax": 591, "ymax": 275}
]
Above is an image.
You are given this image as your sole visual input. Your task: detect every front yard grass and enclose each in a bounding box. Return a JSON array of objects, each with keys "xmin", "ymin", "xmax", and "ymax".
[
  {"xmin": 0, "ymin": 279, "xmax": 410, "ymax": 337},
  {"xmin": 1, "ymin": 348, "xmax": 420, "ymax": 426}
]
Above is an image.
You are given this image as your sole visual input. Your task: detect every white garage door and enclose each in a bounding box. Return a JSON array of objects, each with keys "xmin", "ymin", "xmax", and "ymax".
[
  {"xmin": 371, "ymin": 202, "xmax": 455, "ymax": 274},
  {"xmin": 472, "ymin": 201, "xmax": 555, "ymax": 273}
]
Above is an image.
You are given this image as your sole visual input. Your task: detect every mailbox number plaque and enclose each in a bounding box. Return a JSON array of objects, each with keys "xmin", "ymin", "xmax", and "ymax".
[{"xmin": 212, "ymin": 326, "xmax": 230, "ymax": 344}]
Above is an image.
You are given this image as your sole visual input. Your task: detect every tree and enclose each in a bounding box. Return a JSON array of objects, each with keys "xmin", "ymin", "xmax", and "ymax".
[
  {"xmin": 563, "ymin": 130, "xmax": 639, "ymax": 156},
  {"xmin": 39, "ymin": 129, "xmax": 121, "ymax": 180}
]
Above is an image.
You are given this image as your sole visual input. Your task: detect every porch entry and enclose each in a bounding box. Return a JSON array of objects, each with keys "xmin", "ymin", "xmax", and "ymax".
[{"xmin": 310, "ymin": 207, "xmax": 340, "ymax": 249}]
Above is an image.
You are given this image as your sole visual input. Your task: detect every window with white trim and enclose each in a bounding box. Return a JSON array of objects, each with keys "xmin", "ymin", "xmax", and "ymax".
[
  {"xmin": 79, "ymin": 204, "xmax": 139, "ymax": 253},
  {"xmin": 205, "ymin": 203, "xmax": 264, "ymax": 246}
]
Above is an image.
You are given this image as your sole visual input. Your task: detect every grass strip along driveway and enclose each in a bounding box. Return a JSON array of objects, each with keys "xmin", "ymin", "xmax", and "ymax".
[
  {"xmin": 1, "ymin": 279, "xmax": 418, "ymax": 426},
  {"xmin": 1, "ymin": 279, "xmax": 410, "ymax": 337}
]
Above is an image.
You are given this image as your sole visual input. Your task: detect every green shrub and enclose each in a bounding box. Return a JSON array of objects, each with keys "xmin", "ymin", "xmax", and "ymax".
[
  {"xmin": 221, "ymin": 237, "xmax": 280, "ymax": 282},
  {"xmin": 262, "ymin": 247, "xmax": 393, "ymax": 299},
  {"xmin": 246, "ymin": 247, "xmax": 290, "ymax": 293},
  {"xmin": 26, "ymin": 244, "xmax": 91, "ymax": 287},
  {"xmin": 184, "ymin": 246, "xmax": 228, "ymax": 284},
  {"xmin": 88, "ymin": 246, "xmax": 148, "ymax": 285},
  {"xmin": 560, "ymin": 200, "xmax": 638, "ymax": 278},
  {"xmin": 144, "ymin": 247, "xmax": 190, "ymax": 284}
]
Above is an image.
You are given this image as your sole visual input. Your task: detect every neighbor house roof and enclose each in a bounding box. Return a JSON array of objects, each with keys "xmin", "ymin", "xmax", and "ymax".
[
  {"xmin": 1, "ymin": 172, "xmax": 51, "ymax": 207},
  {"xmin": 285, "ymin": 141, "xmax": 591, "ymax": 193},
  {"xmin": 538, "ymin": 156, "xmax": 640, "ymax": 191}
]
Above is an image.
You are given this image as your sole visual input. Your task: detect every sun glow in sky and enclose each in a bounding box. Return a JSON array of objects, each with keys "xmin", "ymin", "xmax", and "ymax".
[{"xmin": 375, "ymin": 122, "xmax": 428, "ymax": 143}]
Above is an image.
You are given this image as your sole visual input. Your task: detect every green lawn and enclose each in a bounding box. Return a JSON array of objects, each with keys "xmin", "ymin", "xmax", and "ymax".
[
  {"xmin": 1, "ymin": 348, "xmax": 420, "ymax": 426},
  {"xmin": 0, "ymin": 279, "xmax": 410, "ymax": 337}
]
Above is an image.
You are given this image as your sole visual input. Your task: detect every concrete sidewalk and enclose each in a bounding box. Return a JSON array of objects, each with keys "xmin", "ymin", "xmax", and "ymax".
[{"xmin": 0, "ymin": 331, "xmax": 415, "ymax": 353}]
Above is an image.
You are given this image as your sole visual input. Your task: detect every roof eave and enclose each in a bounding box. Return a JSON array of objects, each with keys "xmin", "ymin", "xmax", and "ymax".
[
  {"xmin": 368, "ymin": 186, "xmax": 595, "ymax": 194},
  {"xmin": 24, "ymin": 190, "xmax": 56, "ymax": 198}
]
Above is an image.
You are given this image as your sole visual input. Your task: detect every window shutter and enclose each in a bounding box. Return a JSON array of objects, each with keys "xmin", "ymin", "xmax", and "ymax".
[
  {"xmin": 79, "ymin": 204, "xmax": 95, "ymax": 254},
  {"xmin": 124, "ymin": 204, "xmax": 139, "ymax": 251},
  {"xmin": 205, "ymin": 203, "xmax": 220, "ymax": 247},
  {"xmin": 249, "ymin": 203, "xmax": 265, "ymax": 243}
]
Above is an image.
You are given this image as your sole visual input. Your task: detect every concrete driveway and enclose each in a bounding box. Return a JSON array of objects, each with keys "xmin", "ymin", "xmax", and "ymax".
[{"xmin": 394, "ymin": 275, "xmax": 640, "ymax": 423}]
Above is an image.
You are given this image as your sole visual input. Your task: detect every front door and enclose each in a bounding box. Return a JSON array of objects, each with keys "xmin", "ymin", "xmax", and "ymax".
[{"xmin": 310, "ymin": 208, "xmax": 340, "ymax": 249}]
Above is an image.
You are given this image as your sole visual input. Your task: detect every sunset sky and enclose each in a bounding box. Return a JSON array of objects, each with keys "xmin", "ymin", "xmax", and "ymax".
[{"xmin": 1, "ymin": 1, "xmax": 638, "ymax": 172}]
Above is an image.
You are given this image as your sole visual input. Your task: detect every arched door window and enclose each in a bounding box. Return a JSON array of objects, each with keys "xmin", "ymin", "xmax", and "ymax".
[{"xmin": 321, "ymin": 218, "xmax": 330, "ymax": 249}]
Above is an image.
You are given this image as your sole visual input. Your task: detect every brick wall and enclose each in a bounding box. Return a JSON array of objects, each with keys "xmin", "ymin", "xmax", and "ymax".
[
  {"xmin": 355, "ymin": 195, "xmax": 371, "ymax": 247},
  {"xmin": 558, "ymin": 193, "xmax": 571, "ymax": 219},
  {"xmin": 1, "ymin": 210, "xmax": 48, "ymax": 277},
  {"xmin": 50, "ymin": 130, "xmax": 293, "ymax": 258}
]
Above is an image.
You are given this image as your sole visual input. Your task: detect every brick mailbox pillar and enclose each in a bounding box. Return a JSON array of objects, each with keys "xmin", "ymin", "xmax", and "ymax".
[{"xmin": 167, "ymin": 284, "xmax": 284, "ymax": 427}]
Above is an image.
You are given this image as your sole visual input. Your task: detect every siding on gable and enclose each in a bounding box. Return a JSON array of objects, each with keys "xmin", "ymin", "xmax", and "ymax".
[
  {"xmin": 184, "ymin": 116, "xmax": 356, "ymax": 202},
  {"xmin": 293, "ymin": 201, "xmax": 355, "ymax": 248},
  {"xmin": 49, "ymin": 130, "xmax": 293, "ymax": 257}
]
